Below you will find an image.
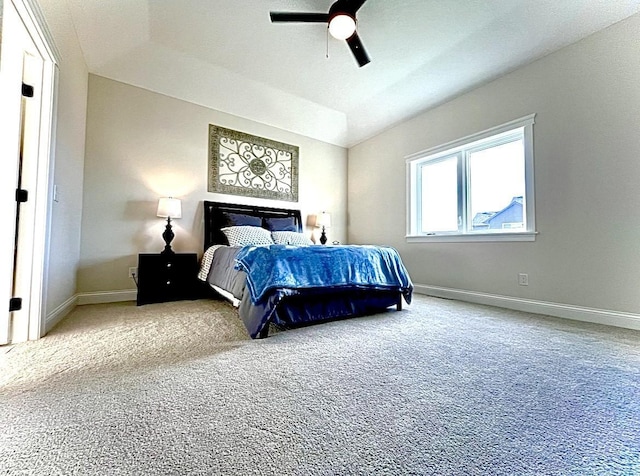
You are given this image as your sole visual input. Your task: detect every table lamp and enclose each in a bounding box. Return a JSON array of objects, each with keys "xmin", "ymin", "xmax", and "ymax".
[
  {"xmin": 316, "ymin": 211, "xmax": 331, "ymax": 245},
  {"xmin": 157, "ymin": 197, "xmax": 182, "ymax": 254}
]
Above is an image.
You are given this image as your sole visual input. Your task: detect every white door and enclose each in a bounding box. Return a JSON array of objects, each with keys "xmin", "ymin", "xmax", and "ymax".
[{"xmin": 0, "ymin": 0, "xmax": 54, "ymax": 344}]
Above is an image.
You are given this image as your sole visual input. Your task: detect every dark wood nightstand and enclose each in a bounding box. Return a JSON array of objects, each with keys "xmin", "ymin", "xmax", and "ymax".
[{"xmin": 137, "ymin": 253, "xmax": 200, "ymax": 305}]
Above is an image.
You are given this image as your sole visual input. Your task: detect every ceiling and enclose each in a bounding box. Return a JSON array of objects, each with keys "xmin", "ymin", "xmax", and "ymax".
[{"xmin": 65, "ymin": 0, "xmax": 640, "ymax": 147}]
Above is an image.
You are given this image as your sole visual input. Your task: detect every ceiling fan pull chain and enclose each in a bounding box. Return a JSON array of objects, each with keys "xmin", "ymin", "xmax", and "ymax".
[{"xmin": 326, "ymin": 27, "xmax": 330, "ymax": 59}]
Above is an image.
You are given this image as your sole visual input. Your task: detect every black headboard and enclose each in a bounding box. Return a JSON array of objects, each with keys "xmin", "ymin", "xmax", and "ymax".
[{"xmin": 203, "ymin": 201, "xmax": 303, "ymax": 250}]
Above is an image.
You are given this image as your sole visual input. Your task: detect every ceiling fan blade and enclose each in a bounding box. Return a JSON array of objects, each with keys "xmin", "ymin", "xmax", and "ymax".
[
  {"xmin": 345, "ymin": 31, "xmax": 370, "ymax": 67},
  {"xmin": 270, "ymin": 12, "xmax": 329, "ymax": 23}
]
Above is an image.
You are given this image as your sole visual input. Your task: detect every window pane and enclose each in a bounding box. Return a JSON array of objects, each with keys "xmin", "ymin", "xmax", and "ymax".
[
  {"xmin": 469, "ymin": 139, "xmax": 525, "ymax": 232},
  {"xmin": 421, "ymin": 157, "xmax": 458, "ymax": 232}
]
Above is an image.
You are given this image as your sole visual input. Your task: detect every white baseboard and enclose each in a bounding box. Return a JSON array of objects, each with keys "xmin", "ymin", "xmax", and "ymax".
[
  {"xmin": 414, "ymin": 284, "xmax": 640, "ymax": 331},
  {"xmin": 55, "ymin": 286, "xmax": 640, "ymax": 331},
  {"xmin": 77, "ymin": 289, "xmax": 137, "ymax": 305},
  {"xmin": 45, "ymin": 294, "xmax": 78, "ymax": 333}
]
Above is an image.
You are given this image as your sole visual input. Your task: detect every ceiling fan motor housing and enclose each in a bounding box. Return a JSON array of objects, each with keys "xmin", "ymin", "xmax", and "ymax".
[
  {"xmin": 329, "ymin": 0, "xmax": 356, "ymax": 19},
  {"xmin": 328, "ymin": 0, "xmax": 357, "ymax": 40}
]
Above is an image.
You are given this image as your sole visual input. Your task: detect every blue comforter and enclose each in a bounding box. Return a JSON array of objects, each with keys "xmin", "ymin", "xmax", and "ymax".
[{"xmin": 234, "ymin": 244, "xmax": 413, "ymax": 304}]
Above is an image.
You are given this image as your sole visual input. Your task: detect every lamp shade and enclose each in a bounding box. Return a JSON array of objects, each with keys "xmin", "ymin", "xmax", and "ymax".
[
  {"xmin": 157, "ymin": 197, "xmax": 182, "ymax": 219},
  {"xmin": 316, "ymin": 211, "xmax": 331, "ymax": 228}
]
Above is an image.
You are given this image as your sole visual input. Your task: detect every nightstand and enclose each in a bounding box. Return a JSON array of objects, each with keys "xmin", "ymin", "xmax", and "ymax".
[{"xmin": 137, "ymin": 253, "xmax": 199, "ymax": 305}]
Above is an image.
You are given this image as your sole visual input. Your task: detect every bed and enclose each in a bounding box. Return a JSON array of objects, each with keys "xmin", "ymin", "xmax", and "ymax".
[{"xmin": 199, "ymin": 201, "xmax": 413, "ymax": 338}]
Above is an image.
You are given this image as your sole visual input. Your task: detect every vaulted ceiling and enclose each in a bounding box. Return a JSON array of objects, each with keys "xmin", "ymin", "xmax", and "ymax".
[{"xmin": 66, "ymin": 0, "xmax": 640, "ymax": 147}]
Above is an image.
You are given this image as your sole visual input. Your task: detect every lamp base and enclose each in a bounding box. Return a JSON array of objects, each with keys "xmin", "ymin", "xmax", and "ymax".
[
  {"xmin": 161, "ymin": 217, "xmax": 175, "ymax": 254},
  {"xmin": 320, "ymin": 227, "xmax": 327, "ymax": 245}
]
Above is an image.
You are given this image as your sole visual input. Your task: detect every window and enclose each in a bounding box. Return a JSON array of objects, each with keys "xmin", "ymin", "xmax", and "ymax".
[{"xmin": 406, "ymin": 114, "xmax": 536, "ymax": 242}]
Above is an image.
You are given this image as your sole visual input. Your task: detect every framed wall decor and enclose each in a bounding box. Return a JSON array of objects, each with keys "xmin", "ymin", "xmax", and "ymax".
[{"xmin": 208, "ymin": 124, "xmax": 299, "ymax": 202}]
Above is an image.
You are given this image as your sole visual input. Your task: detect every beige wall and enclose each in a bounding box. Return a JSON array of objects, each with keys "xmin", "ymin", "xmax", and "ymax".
[
  {"xmin": 348, "ymin": 14, "xmax": 640, "ymax": 315},
  {"xmin": 80, "ymin": 75, "xmax": 347, "ymax": 293},
  {"xmin": 38, "ymin": 0, "xmax": 88, "ymax": 315}
]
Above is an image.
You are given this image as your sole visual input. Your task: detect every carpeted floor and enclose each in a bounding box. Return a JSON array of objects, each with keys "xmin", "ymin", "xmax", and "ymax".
[{"xmin": 1, "ymin": 295, "xmax": 639, "ymax": 475}]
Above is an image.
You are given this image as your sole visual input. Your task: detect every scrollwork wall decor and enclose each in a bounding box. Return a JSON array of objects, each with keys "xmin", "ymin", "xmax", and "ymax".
[{"xmin": 208, "ymin": 125, "xmax": 299, "ymax": 202}]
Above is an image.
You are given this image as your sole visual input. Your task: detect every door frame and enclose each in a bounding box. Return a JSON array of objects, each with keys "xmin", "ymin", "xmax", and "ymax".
[{"xmin": 0, "ymin": 0, "xmax": 59, "ymax": 343}]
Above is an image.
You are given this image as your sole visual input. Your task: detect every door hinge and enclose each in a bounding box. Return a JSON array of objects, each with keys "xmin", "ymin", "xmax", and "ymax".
[
  {"xmin": 22, "ymin": 83, "xmax": 34, "ymax": 98},
  {"xmin": 9, "ymin": 297, "xmax": 22, "ymax": 312},
  {"xmin": 16, "ymin": 189, "xmax": 28, "ymax": 203}
]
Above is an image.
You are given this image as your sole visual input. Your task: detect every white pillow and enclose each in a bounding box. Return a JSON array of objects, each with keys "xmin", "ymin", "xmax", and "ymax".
[
  {"xmin": 221, "ymin": 226, "xmax": 274, "ymax": 246},
  {"xmin": 271, "ymin": 231, "xmax": 313, "ymax": 246}
]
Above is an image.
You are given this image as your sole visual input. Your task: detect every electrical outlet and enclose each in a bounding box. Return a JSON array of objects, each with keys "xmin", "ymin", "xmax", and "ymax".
[
  {"xmin": 128, "ymin": 267, "xmax": 137, "ymax": 278},
  {"xmin": 518, "ymin": 273, "xmax": 529, "ymax": 286}
]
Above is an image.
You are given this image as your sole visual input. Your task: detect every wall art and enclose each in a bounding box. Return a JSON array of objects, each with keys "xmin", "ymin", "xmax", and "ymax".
[{"xmin": 208, "ymin": 124, "xmax": 299, "ymax": 202}]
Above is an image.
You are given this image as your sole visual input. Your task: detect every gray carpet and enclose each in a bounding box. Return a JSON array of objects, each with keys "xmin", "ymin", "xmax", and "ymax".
[{"xmin": 1, "ymin": 296, "xmax": 639, "ymax": 475}]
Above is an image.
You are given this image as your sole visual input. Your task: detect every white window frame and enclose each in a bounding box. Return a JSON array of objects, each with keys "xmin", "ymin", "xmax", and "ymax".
[{"xmin": 406, "ymin": 114, "xmax": 537, "ymax": 243}]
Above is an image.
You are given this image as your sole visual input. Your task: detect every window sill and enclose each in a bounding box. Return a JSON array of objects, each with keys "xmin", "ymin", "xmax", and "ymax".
[{"xmin": 406, "ymin": 232, "xmax": 538, "ymax": 243}]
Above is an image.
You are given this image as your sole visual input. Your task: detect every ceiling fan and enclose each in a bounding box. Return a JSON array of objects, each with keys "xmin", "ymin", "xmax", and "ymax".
[{"xmin": 270, "ymin": 0, "xmax": 370, "ymax": 67}]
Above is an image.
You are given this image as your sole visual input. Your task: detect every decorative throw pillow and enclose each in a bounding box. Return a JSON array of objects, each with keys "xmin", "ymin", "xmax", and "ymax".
[
  {"xmin": 264, "ymin": 216, "xmax": 299, "ymax": 232},
  {"xmin": 221, "ymin": 226, "xmax": 274, "ymax": 246},
  {"xmin": 223, "ymin": 212, "xmax": 262, "ymax": 227},
  {"xmin": 271, "ymin": 231, "xmax": 313, "ymax": 246}
]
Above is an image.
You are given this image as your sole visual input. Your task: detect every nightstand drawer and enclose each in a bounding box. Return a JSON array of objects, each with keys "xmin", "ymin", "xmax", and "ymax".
[{"xmin": 137, "ymin": 253, "xmax": 199, "ymax": 305}]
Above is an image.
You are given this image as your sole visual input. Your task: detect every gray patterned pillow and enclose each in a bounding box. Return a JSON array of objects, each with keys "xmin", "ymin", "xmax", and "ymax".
[
  {"xmin": 221, "ymin": 226, "xmax": 274, "ymax": 246},
  {"xmin": 271, "ymin": 231, "xmax": 313, "ymax": 246}
]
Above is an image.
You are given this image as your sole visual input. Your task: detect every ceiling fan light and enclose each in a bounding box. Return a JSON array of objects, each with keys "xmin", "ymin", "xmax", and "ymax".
[{"xmin": 328, "ymin": 14, "xmax": 356, "ymax": 40}]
